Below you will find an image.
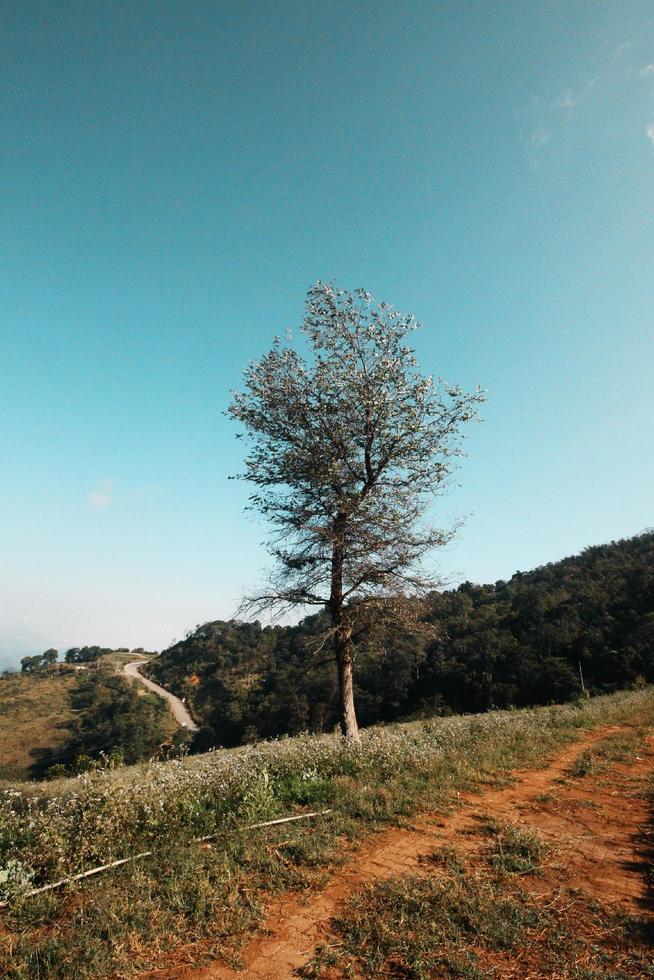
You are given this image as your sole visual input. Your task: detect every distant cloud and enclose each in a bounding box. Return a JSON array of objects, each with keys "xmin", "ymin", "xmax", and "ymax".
[
  {"xmin": 521, "ymin": 34, "xmax": 654, "ymax": 167},
  {"xmin": 554, "ymin": 92, "xmax": 576, "ymax": 111},
  {"xmin": 522, "ymin": 79, "xmax": 593, "ymax": 168},
  {"xmin": 88, "ymin": 481, "xmax": 113, "ymax": 508},
  {"xmin": 612, "ymin": 42, "xmax": 633, "ymax": 64},
  {"xmin": 530, "ymin": 127, "xmax": 551, "ymax": 147},
  {"xmin": 553, "ymin": 78, "xmax": 597, "ymax": 112}
]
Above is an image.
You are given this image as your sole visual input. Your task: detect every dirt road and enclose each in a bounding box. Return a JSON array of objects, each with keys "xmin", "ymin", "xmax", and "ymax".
[
  {"xmin": 124, "ymin": 661, "xmax": 199, "ymax": 732},
  {"xmin": 184, "ymin": 722, "xmax": 653, "ymax": 979}
]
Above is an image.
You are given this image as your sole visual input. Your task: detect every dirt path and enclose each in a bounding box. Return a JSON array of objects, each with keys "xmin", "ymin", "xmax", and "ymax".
[
  {"xmin": 124, "ymin": 661, "xmax": 199, "ymax": 732},
  {"xmin": 184, "ymin": 723, "xmax": 653, "ymax": 979}
]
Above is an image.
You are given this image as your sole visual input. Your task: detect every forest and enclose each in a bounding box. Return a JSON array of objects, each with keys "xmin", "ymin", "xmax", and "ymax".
[{"xmin": 144, "ymin": 531, "xmax": 654, "ymax": 749}]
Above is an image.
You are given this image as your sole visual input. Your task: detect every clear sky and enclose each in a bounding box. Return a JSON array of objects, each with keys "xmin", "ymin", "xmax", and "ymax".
[{"xmin": 1, "ymin": 1, "xmax": 653, "ymax": 664}]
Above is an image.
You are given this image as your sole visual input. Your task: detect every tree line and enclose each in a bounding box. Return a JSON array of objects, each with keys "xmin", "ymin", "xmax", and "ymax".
[
  {"xmin": 145, "ymin": 531, "xmax": 654, "ymax": 749},
  {"xmin": 20, "ymin": 645, "xmax": 150, "ymax": 672}
]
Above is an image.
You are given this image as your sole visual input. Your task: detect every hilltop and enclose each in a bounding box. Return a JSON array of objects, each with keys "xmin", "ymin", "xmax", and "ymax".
[{"xmin": 145, "ymin": 531, "xmax": 654, "ymax": 747}]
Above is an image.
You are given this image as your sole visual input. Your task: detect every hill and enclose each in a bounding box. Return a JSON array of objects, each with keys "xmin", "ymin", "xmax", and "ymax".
[
  {"xmin": 0, "ymin": 658, "xmax": 177, "ymax": 780},
  {"xmin": 0, "ymin": 672, "xmax": 79, "ymax": 780},
  {"xmin": 145, "ymin": 532, "xmax": 654, "ymax": 747}
]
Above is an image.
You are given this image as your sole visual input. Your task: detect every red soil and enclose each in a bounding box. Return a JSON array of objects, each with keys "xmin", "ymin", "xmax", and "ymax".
[{"xmin": 168, "ymin": 723, "xmax": 653, "ymax": 979}]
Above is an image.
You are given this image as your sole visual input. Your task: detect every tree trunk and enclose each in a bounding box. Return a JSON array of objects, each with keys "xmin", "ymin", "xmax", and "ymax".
[
  {"xmin": 335, "ymin": 626, "xmax": 359, "ymax": 740},
  {"xmin": 331, "ymin": 514, "xmax": 360, "ymax": 741}
]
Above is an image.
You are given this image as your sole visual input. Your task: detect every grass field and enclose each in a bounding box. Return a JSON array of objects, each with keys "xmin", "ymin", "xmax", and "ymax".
[
  {"xmin": 1, "ymin": 687, "xmax": 652, "ymax": 977},
  {"xmin": 0, "ymin": 672, "xmax": 79, "ymax": 781}
]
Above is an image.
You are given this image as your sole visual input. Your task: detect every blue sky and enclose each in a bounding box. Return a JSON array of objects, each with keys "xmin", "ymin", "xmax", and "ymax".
[{"xmin": 1, "ymin": 1, "xmax": 653, "ymax": 663}]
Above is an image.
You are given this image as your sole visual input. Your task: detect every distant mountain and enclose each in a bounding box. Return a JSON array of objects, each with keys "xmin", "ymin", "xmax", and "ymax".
[{"xmin": 145, "ymin": 532, "xmax": 654, "ymax": 748}]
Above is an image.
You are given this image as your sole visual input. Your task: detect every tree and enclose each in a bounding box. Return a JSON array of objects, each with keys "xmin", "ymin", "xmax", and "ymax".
[
  {"xmin": 41, "ymin": 648, "xmax": 58, "ymax": 666},
  {"xmin": 228, "ymin": 283, "xmax": 484, "ymax": 740}
]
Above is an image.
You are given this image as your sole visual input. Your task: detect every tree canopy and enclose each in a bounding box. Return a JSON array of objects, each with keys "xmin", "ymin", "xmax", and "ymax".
[{"xmin": 228, "ymin": 283, "xmax": 484, "ymax": 737}]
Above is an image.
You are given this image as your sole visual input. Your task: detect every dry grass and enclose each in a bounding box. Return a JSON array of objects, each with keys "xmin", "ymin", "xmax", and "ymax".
[
  {"xmin": 0, "ymin": 673, "xmax": 78, "ymax": 781},
  {"xmin": 301, "ymin": 851, "xmax": 654, "ymax": 979}
]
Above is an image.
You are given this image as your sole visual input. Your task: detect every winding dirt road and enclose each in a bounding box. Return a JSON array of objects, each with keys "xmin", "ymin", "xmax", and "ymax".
[{"xmin": 124, "ymin": 661, "xmax": 199, "ymax": 732}]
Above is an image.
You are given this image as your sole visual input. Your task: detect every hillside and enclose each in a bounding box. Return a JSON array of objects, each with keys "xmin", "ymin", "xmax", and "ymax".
[
  {"xmin": 1, "ymin": 688, "xmax": 652, "ymax": 976},
  {"xmin": 0, "ymin": 660, "xmax": 177, "ymax": 780},
  {"xmin": 0, "ymin": 672, "xmax": 79, "ymax": 780},
  {"xmin": 145, "ymin": 532, "xmax": 654, "ymax": 747}
]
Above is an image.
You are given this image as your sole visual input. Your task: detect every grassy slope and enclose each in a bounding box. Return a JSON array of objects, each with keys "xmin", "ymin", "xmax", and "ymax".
[
  {"xmin": 0, "ymin": 672, "xmax": 78, "ymax": 780},
  {"xmin": 1, "ymin": 687, "xmax": 652, "ymax": 977},
  {"xmin": 0, "ymin": 659, "xmax": 177, "ymax": 783}
]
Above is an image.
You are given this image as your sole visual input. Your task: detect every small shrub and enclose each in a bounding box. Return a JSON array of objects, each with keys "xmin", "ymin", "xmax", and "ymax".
[
  {"xmin": 0, "ymin": 859, "xmax": 34, "ymax": 902},
  {"xmin": 421, "ymin": 845, "xmax": 465, "ymax": 874},
  {"xmin": 487, "ymin": 823, "xmax": 549, "ymax": 876},
  {"xmin": 274, "ymin": 773, "xmax": 336, "ymax": 806},
  {"xmin": 571, "ymin": 749, "xmax": 596, "ymax": 777}
]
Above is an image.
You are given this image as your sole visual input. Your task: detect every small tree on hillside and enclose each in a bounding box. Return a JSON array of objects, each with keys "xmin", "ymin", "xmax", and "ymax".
[{"xmin": 228, "ymin": 283, "xmax": 484, "ymax": 740}]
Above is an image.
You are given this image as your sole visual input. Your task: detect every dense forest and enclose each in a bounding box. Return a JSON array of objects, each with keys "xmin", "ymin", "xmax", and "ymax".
[{"xmin": 144, "ymin": 532, "xmax": 654, "ymax": 748}]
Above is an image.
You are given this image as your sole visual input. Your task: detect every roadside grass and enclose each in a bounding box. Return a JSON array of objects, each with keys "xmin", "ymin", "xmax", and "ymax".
[
  {"xmin": 302, "ymin": 867, "xmax": 545, "ymax": 979},
  {"xmin": 4, "ymin": 820, "xmax": 339, "ymax": 978},
  {"xmin": 570, "ymin": 729, "xmax": 646, "ymax": 779},
  {"xmin": 1, "ymin": 688, "xmax": 653, "ymax": 976},
  {"xmin": 300, "ymin": 850, "xmax": 654, "ymax": 979},
  {"xmin": 0, "ymin": 673, "xmax": 78, "ymax": 781}
]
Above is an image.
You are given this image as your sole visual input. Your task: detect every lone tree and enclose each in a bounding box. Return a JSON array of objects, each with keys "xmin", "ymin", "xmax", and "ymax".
[{"xmin": 229, "ymin": 283, "xmax": 484, "ymax": 740}]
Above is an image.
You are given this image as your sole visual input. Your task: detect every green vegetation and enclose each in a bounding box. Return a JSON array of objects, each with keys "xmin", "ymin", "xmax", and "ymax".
[
  {"xmin": 145, "ymin": 531, "xmax": 654, "ymax": 749},
  {"xmin": 0, "ymin": 688, "xmax": 651, "ymax": 977},
  {"xmin": 30, "ymin": 672, "xmax": 178, "ymax": 778},
  {"xmin": 19, "ymin": 648, "xmax": 59, "ymax": 672}
]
